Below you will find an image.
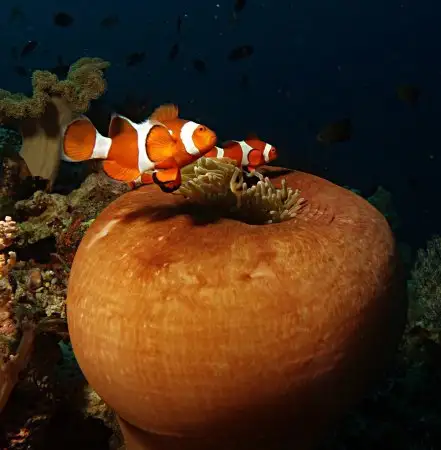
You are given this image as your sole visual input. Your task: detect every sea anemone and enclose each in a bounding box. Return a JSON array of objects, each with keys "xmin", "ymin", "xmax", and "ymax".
[
  {"xmin": 66, "ymin": 165, "xmax": 407, "ymax": 450},
  {"xmin": 176, "ymin": 157, "xmax": 305, "ymax": 224}
]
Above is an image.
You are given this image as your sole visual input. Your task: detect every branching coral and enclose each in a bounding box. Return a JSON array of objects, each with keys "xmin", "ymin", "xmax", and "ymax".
[
  {"xmin": 0, "ymin": 57, "xmax": 110, "ymax": 187},
  {"xmin": 176, "ymin": 157, "xmax": 305, "ymax": 224}
]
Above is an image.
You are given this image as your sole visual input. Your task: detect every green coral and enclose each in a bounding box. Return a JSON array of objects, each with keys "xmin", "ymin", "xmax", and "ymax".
[
  {"xmin": 409, "ymin": 235, "xmax": 441, "ymax": 328},
  {"xmin": 0, "ymin": 57, "xmax": 110, "ymax": 121}
]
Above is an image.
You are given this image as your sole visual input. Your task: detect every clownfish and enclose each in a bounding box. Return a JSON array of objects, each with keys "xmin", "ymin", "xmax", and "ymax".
[
  {"xmin": 128, "ymin": 103, "xmax": 217, "ymax": 187},
  {"xmin": 205, "ymin": 135, "xmax": 277, "ymax": 171},
  {"xmin": 61, "ymin": 106, "xmax": 202, "ymax": 193}
]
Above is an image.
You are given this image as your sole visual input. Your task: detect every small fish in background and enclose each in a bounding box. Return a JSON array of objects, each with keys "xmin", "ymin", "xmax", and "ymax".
[
  {"xmin": 192, "ymin": 59, "xmax": 206, "ymax": 73},
  {"xmin": 396, "ymin": 84, "xmax": 421, "ymax": 107},
  {"xmin": 100, "ymin": 14, "xmax": 119, "ymax": 29},
  {"xmin": 20, "ymin": 40, "xmax": 38, "ymax": 57},
  {"xmin": 61, "ymin": 108, "xmax": 185, "ymax": 192},
  {"xmin": 126, "ymin": 52, "xmax": 146, "ymax": 67},
  {"xmin": 316, "ymin": 118, "xmax": 352, "ymax": 144},
  {"xmin": 228, "ymin": 45, "xmax": 254, "ymax": 61},
  {"xmin": 177, "ymin": 15, "xmax": 182, "ymax": 33},
  {"xmin": 50, "ymin": 55, "xmax": 70, "ymax": 78},
  {"xmin": 205, "ymin": 134, "xmax": 277, "ymax": 171},
  {"xmin": 53, "ymin": 12, "xmax": 74, "ymax": 27},
  {"xmin": 169, "ymin": 43, "xmax": 179, "ymax": 60},
  {"xmin": 9, "ymin": 6, "xmax": 26, "ymax": 23},
  {"xmin": 233, "ymin": 0, "xmax": 247, "ymax": 20},
  {"xmin": 13, "ymin": 65, "xmax": 28, "ymax": 77}
]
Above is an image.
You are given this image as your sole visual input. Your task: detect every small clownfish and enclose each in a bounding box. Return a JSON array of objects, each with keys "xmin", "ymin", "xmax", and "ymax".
[
  {"xmin": 128, "ymin": 103, "xmax": 217, "ymax": 188},
  {"xmin": 205, "ymin": 134, "xmax": 278, "ymax": 171},
  {"xmin": 61, "ymin": 109, "xmax": 184, "ymax": 193}
]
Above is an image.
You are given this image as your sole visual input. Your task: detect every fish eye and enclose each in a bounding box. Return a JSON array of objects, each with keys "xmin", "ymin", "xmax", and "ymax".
[{"xmin": 198, "ymin": 125, "xmax": 206, "ymax": 132}]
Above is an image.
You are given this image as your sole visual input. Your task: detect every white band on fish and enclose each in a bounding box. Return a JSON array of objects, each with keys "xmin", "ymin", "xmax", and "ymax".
[
  {"xmin": 263, "ymin": 143, "xmax": 272, "ymax": 163},
  {"xmin": 91, "ymin": 130, "xmax": 112, "ymax": 159},
  {"xmin": 180, "ymin": 121, "xmax": 201, "ymax": 156},
  {"xmin": 215, "ymin": 146, "xmax": 224, "ymax": 158},
  {"xmin": 238, "ymin": 140, "xmax": 253, "ymax": 166}
]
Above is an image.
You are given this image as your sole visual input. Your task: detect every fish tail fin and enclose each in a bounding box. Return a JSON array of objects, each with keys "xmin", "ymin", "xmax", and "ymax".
[{"xmin": 62, "ymin": 116, "xmax": 111, "ymax": 162}]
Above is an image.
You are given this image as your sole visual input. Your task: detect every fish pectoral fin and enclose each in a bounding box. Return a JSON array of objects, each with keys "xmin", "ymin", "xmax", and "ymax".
[
  {"xmin": 246, "ymin": 132, "xmax": 260, "ymax": 140},
  {"xmin": 146, "ymin": 125, "xmax": 176, "ymax": 161},
  {"xmin": 102, "ymin": 160, "xmax": 140, "ymax": 181},
  {"xmin": 152, "ymin": 167, "xmax": 181, "ymax": 193},
  {"xmin": 150, "ymin": 103, "xmax": 179, "ymax": 122}
]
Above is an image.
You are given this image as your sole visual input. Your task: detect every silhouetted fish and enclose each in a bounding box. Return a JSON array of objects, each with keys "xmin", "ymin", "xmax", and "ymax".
[
  {"xmin": 228, "ymin": 45, "xmax": 254, "ymax": 61},
  {"xmin": 193, "ymin": 59, "xmax": 206, "ymax": 73},
  {"xmin": 54, "ymin": 12, "xmax": 74, "ymax": 27},
  {"xmin": 100, "ymin": 15, "xmax": 119, "ymax": 28},
  {"xmin": 169, "ymin": 43, "xmax": 179, "ymax": 60},
  {"xmin": 126, "ymin": 52, "xmax": 145, "ymax": 67},
  {"xmin": 20, "ymin": 40, "xmax": 38, "ymax": 57}
]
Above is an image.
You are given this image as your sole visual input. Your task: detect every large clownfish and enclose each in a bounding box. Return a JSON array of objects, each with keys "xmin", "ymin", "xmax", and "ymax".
[
  {"xmin": 205, "ymin": 135, "xmax": 278, "ymax": 171},
  {"xmin": 129, "ymin": 103, "xmax": 217, "ymax": 187},
  {"xmin": 62, "ymin": 104, "xmax": 216, "ymax": 193}
]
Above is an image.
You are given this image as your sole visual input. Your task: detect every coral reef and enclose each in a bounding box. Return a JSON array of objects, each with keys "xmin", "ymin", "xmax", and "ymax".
[
  {"xmin": 0, "ymin": 57, "xmax": 110, "ymax": 187},
  {"xmin": 408, "ymin": 235, "xmax": 441, "ymax": 329},
  {"xmin": 12, "ymin": 172, "xmax": 129, "ymax": 267}
]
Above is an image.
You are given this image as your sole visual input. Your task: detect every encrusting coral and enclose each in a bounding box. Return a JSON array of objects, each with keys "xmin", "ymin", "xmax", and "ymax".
[
  {"xmin": 0, "ymin": 215, "xmax": 34, "ymax": 414},
  {"xmin": 176, "ymin": 157, "xmax": 305, "ymax": 224},
  {"xmin": 0, "ymin": 57, "xmax": 110, "ymax": 188}
]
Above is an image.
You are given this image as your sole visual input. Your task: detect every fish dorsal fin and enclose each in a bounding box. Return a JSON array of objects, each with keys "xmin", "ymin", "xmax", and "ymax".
[
  {"xmin": 246, "ymin": 132, "xmax": 259, "ymax": 140},
  {"xmin": 109, "ymin": 114, "xmax": 136, "ymax": 138},
  {"xmin": 221, "ymin": 140, "xmax": 238, "ymax": 148},
  {"xmin": 150, "ymin": 103, "xmax": 179, "ymax": 122}
]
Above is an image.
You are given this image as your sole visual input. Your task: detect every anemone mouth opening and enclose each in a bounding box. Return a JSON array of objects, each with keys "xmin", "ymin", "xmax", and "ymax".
[{"xmin": 174, "ymin": 157, "xmax": 306, "ymax": 225}]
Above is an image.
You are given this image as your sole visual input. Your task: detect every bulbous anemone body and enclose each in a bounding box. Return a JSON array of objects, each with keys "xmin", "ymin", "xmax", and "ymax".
[{"xmin": 67, "ymin": 168, "xmax": 407, "ymax": 450}]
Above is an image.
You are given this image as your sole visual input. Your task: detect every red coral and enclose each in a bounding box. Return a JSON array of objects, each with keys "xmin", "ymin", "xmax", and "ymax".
[{"xmin": 55, "ymin": 215, "xmax": 85, "ymax": 265}]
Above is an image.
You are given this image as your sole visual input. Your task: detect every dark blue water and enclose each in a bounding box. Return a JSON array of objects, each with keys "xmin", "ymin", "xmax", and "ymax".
[{"xmin": 1, "ymin": 0, "xmax": 440, "ymax": 250}]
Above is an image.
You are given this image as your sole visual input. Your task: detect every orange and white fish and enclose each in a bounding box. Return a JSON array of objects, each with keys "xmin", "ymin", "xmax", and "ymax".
[
  {"xmin": 62, "ymin": 108, "xmax": 189, "ymax": 192},
  {"xmin": 129, "ymin": 103, "xmax": 217, "ymax": 187},
  {"xmin": 205, "ymin": 135, "xmax": 278, "ymax": 171}
]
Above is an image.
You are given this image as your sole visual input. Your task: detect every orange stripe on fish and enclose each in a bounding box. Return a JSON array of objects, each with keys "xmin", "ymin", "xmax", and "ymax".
[
  {"xmin": 62, "ymin": 106, "xmax": 184, "ymax": 192},
  {"xmin": 205, "ymin": 135, "xmax": 278, "ymax": 171},
  {"xmin": 150, "ymin": 104, "xmax": 217, "ymax": 167}
]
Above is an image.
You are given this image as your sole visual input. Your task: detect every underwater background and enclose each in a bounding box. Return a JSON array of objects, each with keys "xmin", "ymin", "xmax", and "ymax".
[
  {"xmin": 1, "ymin": 0, "xmax": 440, "ymax": 251},
  {"xmin": 0, "ymin": 1, "xmax": 441, "ymax": 449}
]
